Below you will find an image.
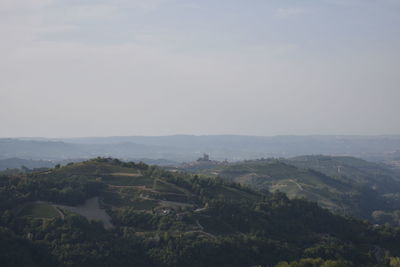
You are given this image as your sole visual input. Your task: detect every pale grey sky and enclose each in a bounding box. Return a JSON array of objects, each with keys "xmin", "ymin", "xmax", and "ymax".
[{"xmin": 1, "ymin": 0, "xmax": 399, "ymax": 137}]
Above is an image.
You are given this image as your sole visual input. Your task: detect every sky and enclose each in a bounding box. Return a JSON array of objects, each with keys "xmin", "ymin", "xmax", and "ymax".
[{"xmin": 1, "ymin": 0, "xmax": 400, "ymax": 137}]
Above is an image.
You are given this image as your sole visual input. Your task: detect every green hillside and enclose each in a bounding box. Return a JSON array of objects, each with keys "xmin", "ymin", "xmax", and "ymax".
[
  {"xmin": 186, "ymin": 157, "xmax": 400, "ymax": 224},
  {"xmin": 1, "ymin": 158, "xmax": 400, "ymax": 267},
  {"xmin": 211, "ymin": 160, "xmax": 351, "ymax": 211},
  {"xmin": 286, "ymin": 155, "xmax": 400, "ymax": 193}
]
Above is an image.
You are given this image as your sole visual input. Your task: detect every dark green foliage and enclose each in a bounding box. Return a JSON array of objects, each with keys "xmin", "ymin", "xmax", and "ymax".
[
  {"xmin": 0, "ymin": 226, "xmax": 57, "ymax": 267},
  {"xmin": 1, "ymin": 158, "xmax": 400, "ymax": 267},
  {"xmin": 274, "ymin": 258, "xmax": 354, "ymax": 267}
]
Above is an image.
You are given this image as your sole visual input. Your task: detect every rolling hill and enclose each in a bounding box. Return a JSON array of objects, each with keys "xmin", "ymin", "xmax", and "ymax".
[
  {"xmin": 4, "ymin": 135, "xmax": 400, "ymax": 163},
  {"xmin": 183, "ymin": 156, "xmax": 400, "ymax": 222},
  {"xmin": 2, "ymin": 158, "xmax": 400, "ymax": 266}
]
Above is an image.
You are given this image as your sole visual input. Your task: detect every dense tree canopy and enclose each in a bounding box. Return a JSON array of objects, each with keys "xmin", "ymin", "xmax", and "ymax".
[{"xmin": 1, "ymin": 158, "xmax": 400, "ymax": 266}]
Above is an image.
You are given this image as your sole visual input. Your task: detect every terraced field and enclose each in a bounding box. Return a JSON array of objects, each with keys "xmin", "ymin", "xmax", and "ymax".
[{"xmin": 101, "ymin": 174, "xmax": 153, "ymax": 186}]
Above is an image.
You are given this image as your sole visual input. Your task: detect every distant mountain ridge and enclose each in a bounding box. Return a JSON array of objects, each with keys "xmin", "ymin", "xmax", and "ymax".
[
  {"xmin": 3, "ymin": 135, "xmax": 400, "ymax": 163},
  {"xmin": 0, "ymin": 158, "xmax": 57, "ymax": 170},
  {"xmin": 0, "ymin": 138, "xmax": 165, "ymax": 161}
]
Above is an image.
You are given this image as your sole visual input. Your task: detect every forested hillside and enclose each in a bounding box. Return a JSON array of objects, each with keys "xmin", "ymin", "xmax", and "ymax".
[
  {"xmin": 182, "ymin": 156, "xmax": 400, "ymax": 225},
  {"xmin": 1, "ymin": 158, "xmax": 400, "ymax": 266}
]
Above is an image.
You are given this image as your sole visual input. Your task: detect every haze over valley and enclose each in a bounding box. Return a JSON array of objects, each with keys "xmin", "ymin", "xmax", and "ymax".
[
  {"xmin": 2, "ymin": 135, "xmax": 400, "ymax": 166},
  {"xmin": 1, "ymin": 0, "xmax": 400, "ymax": 266}
]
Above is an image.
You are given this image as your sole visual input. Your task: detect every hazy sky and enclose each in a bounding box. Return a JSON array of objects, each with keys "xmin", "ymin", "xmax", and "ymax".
[{"xmin": 1, "ymin": 0, "xmax": 400, "ymax": 137}]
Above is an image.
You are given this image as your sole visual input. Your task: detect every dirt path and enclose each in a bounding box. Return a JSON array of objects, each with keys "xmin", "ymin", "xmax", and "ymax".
[
  {"xmin": 186, "ymin": 230, "xmax": 217, "ymax": 239},
  {"xmin": 195, "ymin": 219, "xmax": 204, "ymax": 230},
  {"xmin": 110, "ymin": 172, "xmax": 142, "ymax": 177},
  {"xmin": 185, "ymin": 220, "xmax": 216, "ymax": 239},
  {"xmin": 160, "ymin": 200, "xmax": 193, "ymax": 208},
  {"xmin": 156, "ymin": 179, "xmax": 194, "ymax": 196},
  {"xmin": 139, "ymin": 193, "xmax": 193, "ymax": 209},
  {"xmin": 289, "ymin": 179, "xmax": 304, "ymax": 191},
  {"xmin": 110, "ymin": 185, "xmax": 159, "ymax": 193},
  {"xmin": 54, "ymin": 206, "xmax": 65, "ymax": 219},
  {"xmin": 194, "ymin": 207, "xmax": 208, "ymax": 213}
]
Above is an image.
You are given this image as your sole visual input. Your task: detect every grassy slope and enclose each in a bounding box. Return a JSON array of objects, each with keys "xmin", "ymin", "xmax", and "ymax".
[{"xmin": 19, "ymin": 203, "xmax": 60, "ymax": 218}]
